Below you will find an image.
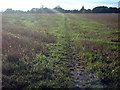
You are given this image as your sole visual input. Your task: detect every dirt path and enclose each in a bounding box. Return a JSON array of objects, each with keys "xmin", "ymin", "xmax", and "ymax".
[{"xmin": 64, "ymin": 14, "xmax": 104, "ymax": 88}]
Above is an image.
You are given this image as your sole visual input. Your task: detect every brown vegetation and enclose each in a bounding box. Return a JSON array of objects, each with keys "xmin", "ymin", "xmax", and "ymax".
[
  {"xmin": 78, "ymin": 13, "xmax": 118, "ymax": 29},
  {"xmin": 2, "ymin": 15, "xmax": 55, "ymax": 61}
]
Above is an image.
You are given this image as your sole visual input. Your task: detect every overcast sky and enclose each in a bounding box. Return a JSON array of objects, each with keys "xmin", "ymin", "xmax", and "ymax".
[{"xmin": 0, "ymin": 0, "xmax": 119, "ymax": 11}]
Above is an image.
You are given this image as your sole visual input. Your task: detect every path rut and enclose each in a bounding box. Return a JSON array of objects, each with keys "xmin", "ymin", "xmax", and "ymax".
[{"xmin": 63, "ymin": 14, "xmax": 104, "ymax": 88}]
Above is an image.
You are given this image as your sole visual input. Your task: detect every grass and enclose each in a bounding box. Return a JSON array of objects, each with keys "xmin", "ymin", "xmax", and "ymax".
[
  {"xmin": 2, "ymin": 13, "xmax": 120, "ymax": 88},
  {"xmin": 66, "ymin": 13, "xmax": 120, "ymax": 87}
]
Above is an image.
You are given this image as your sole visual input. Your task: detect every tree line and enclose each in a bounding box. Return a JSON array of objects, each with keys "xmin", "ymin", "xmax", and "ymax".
[{"xmin": 3, "ymin": 5, "xmax": 120, "ymax": 14}]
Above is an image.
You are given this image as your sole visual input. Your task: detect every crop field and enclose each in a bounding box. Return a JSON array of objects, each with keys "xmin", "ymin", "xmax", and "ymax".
[{"xmin": 2, "ymin": 13, "xmax": 120, "ymax": 88}]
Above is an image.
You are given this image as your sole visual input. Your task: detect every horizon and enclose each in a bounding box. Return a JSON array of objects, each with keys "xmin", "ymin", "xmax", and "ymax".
[{"xmin": 0, "ymin": 0, "xmax": 119, "ymax": 11}]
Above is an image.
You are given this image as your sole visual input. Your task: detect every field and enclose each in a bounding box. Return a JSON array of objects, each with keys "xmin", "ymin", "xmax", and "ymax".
[{"xmin": 2, "ymin": 13, "xmax": 120, "ymax": 88}]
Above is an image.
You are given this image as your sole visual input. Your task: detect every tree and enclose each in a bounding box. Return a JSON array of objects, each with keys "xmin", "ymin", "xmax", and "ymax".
[
  {"xmin": 109, "ymin": 7, "xmax": 119, "ymax": 13},
  {"xmin": 92, "ymin": 6, "xmax": 109, "ymax": 13},
  {"xmin": 80, "ymin": 6, "xmax": 86, "ymax": 13},
  {"xmin": 54, "ymin": 5, "xmax": 65, "ymax": 13},
  {"xmin": 73, "ymin": 9, "xmax": 79, "ymax": 13},
  {"xmin": 4, "ymin": 8, "xmax": 14, "ymax": 13},
  {"xmin": 86, "ymin": 9, "xmax": 91, "ymax": 13}
]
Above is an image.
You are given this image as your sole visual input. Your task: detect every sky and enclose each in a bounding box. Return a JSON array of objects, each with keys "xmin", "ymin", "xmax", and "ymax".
[{"xmin": 0, "ymin": 0, "xmax": 119, "ymax": 11}]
